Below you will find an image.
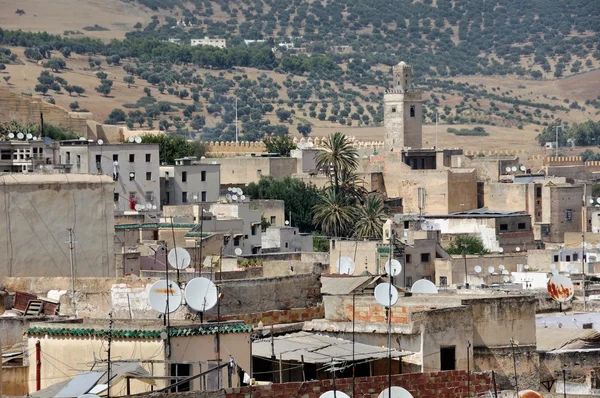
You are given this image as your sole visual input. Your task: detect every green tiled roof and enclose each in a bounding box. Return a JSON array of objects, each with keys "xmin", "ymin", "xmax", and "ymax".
[
  {"xmin": 114, "ymin": 223, "xmax": 197, "ymax": 230},
  {"xmin": 27, "ymin": 324, "xmax": 252, "ymax": 339}
]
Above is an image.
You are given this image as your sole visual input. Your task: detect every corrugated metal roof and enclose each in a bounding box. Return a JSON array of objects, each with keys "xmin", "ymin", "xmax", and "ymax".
[
  {"xmin": 253, "ymin": 331, "xmax": 410, "ymax": 364},
  {"xmin": 536, "ymin": 328, "xmax": 600, "ymax": 351},
  {"xmin": 321, "ymin": 276, "xmax": 378, "ymax": 295}
]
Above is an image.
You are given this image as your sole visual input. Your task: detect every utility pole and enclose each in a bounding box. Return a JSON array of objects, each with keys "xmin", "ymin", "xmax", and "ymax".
[
  {"xmin": 555, "ymin": 124, "xmax": 562, "ymax": 157},
  {"xmin": 435, "ymin": 112, "xmax": 438, "ymax": 149},
  {"xmin": 235, "ymin": 98, "xmax": 239, "ymax": 143},
  {"xmin": 66, "ymin": 228, "xmax": 77, "ymax": 315},
  {"xmin": 107, "ymin": 312, "xmax": 113, "ymax": 398}
]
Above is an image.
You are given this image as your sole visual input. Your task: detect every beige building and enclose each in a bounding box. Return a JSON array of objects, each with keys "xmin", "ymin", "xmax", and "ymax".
[
  {"xmin": 249, "ymin": 199, "xmax": 285, "ymax": 227},
  {"xmin": 160, "ymin": 157, "xmax": 220, "ymax": 206},
  {"xmin": 191, "ymin": 37, "xmax": 226, "ymax": 48},
  {"xmin": 26, "ymin": 321, "xmax": 251, "ymax": 394},
  {"xmin": 201, "ymin": 155, "xmax": 297, "ymax": 186},
  {"xmin": 384, "ymin": 61, "xmax": 422, "ymax": 150},
  {"xmin": 0, "ymin": 174, "xmax": 115, "ymax": 277},
  {"xmin": 261, "ymin": 226, "xmax": 313, "ymax": 253},
  {"xmin": 60, "ymin": 141, "xmax": 160, "ymax": 212}
]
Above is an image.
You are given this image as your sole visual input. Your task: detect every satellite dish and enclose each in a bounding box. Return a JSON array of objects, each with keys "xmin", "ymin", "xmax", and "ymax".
[
  {"xmin": 511, "ymin": 166, "xmax": 517, "ymax": 172},
  {"xmin": 519, "ymin": 165, "xmax": 526, "ymax": 172},
  {"xmin": 232, "ymin": 194, "xmax": 238, "ymax": 201},
  {"xmin": 168, "ymin": 247, "xmax": 191, "ymax": 270},
  {"xmin": 488, "ymin": 266, "xmax": 495, "ymax": 274},
  {"xmin": 78, "ymin": 136, "xmax": 86, "ymax": 141},
  {"xmin": 184, "ymin": 277, "xmax": 218, "ymax": 312},
  {"xmin": 550, "ymin": 263, "xmax": 556, "ymax": 270},
  {"xmin": 128, "ymin": 137, "xmax": 134, "ymax": 143},
  {"xmin": 135, "ymin": 137, "xmax": 142, "ymax": 144},
  {"xmin": 148, "ymin": 280, "xmax": 182, "ymax": 313},
  {"xmin": 474, "ymin": 265, "xmax": 482, "ymax": 274},
  {"xmin": 319, "ymin": 392, "xmax": 351, "ymax": 398},
  {"xmin": 241, "ymin": 195, "xmax": 246, "ymax": 201},
  {"xmin": 285, "ymin": 220, "xmax": 290, "ymax": 226},
  {"xmin": 499, "ymin": 265, "xmax": 505, "ymax": 271},
  {"xmin": 26, "ymin": 133, "xmax": 33, "ymax": 140},
  {"xmin": 570, "ymin": 268, "xmax": 577, "ymax": 274},
  {"xmin": 590, "ymin": 199, "xmax": 595, "ymax": 204},
  {"xmin": 582, "ymin": 242, "xmax": 588, "ymax": 248},
  {"xmin": 505, "ymin": 166, "xmax": 511, "ymax": 173},
  {"xmin": 385, "ymin": 259, "xmax": 402, "ymax": 276},
  {"xmin": 551, "ymin": 269, "xmax": 559, "ymax": 276},
  {"xmin": 226, "ymin": 193, "xmax": 232, "ymax": 202},
  {"xmin": 8, "ymin": 133, "xmax": 14, "ymax": 139},
  {"xmin": 227, "ymin": 187, "xmax": 232, "ymax": 192},
  {"xmin": 516, "ymin": 247, "xmax": 521, "ymax": 252},
  {"xmin": 32, "ymin": 136, "xmax": 38, "ymax": 141},
  {"xmin": 145, "ymin": 203, "xmax": 152, "ymax": 210},
  {"xmin": 152, "ymin": 205, "xmax": 157, "ymax": 210},
  {"xmin": 517, "ymin": 390, "xmax": 543, "ymax": 398},
  {"xmin": 503, "ymin": 275, "xmax": 510, "ymax": 283},
  {"xmin": 212, "ymin": 161, "xmax": 217, "ymax": 165},
  {"xmin": 524, "ymin": 264, "xmax": 530, "ymax": 270},
  {"xmin": 597, "ymin": 198, "xmax": 600, "ymax": 204},
  {"xmin": 498, "ymin": 247, "xmax": 504, "ymax": 253},
  {"xmin": 97, "ymin": 139, "xmax": 104, "ymax": 145},
  {"xmin": 234, "ymin": 248, "xmax": 243, "ymax": 256},
  {"xmin": 17, "ymin": 132, "xmax": 24, "ymax": 140},
  {"xmin": 129, "ymin": 172, "xmax": 135, "ymax": 178},
  {"xmin": 134, "ymin": 203, "xmax": 143, "ymax": 211},
  {"xmin": 336, "ymin": 256, "xmax": 355, "ymax": 275},
  {"xmin": 192, "ymin": 195, "xmax": 198, "ymax": 201},
  {"xmin": 411, "ymin": 279, "xmax": 439, "ymax": 294},
  {"xmin": 547, "ymin": 275, "xmax": 574, "ymax": 303},
  {"xmin": 596, "ymin": 243, "xmax": 600, "ymax": 249},
  {"xmin": 378, "ymin": 387, "xmax": 414, "ymax": 398},
  {"xmin": 374, "ymin": 283, "xmax": 398, "ymax": 307}
]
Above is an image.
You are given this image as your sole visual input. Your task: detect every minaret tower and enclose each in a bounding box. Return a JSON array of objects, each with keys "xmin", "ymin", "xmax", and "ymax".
[{"xmin": 384, "ymin": 61, "xmax": 423, "ymax": 150}]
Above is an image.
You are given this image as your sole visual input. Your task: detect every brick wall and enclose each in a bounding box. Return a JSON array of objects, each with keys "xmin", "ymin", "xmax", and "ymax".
[
  {"xmin": 226, "ymin": 371, "xmax": 494, "ymax": 398},
  {"xmin": 205, "ymin": 306, "xmax": 324, "ymax": 326}
]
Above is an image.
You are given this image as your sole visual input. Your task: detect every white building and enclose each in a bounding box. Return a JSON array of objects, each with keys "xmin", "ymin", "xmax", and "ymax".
[
  {"xmin": 160, "ymin": 157, "xmax": 220, "ymax": 206},
  {"xmin": 191, "ymin": 37, "xmax": 226, "ymax": 48},
  {"xmin": 0, "ymin": 139, "xmax": 59, "ymax": 173},
  {"xmin": 261, "ymin": 226, "xmax": 313, "ymax": 253},
  {"xmin": 59, "ymin": 141, "xmax": 160, "ymax": 212}
]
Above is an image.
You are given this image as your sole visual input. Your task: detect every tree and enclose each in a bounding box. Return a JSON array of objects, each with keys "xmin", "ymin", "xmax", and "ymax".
[
  {"xmin": 263, "ymin": 134, "xmax": 296, "ymax": 157},
  {"xmin": 276, "ymin": 108, "xmax": 292, "ymax": 122},
  {"xmin": 123, "ymin": 75, "xmax": 135, "ymax": 88},
  {"xmin": 72, "ymin": 85, "xmax": 85, "ymax": 96},
  {"xmin": 313, "ymin": 188, "xmax": 357, "ymax": 237},
  {"xmin": 60, "ymin": 47, "xmax": 72, "ymax": 58},
  {"xmin": 108, "ymin": 108, "xmax": 126, "ymax": 123},
  {"xmin": 96, "ymin": 81, "xmax": 112, "ymax": 97},
  {"xmin": 96, "ymin": 71, "xmax": 108, "ymax": 80},
  {"xmin": 144, "ymin": 87, "xmax": 152, "ymax": 97},
  {"xmin": 315, "ymin": 132, "xmax": 358, "ymax": 192},
  {"xmin": 35, "ymin": 84, "xmax": 49, "ymax": 95},
  {"xmin": 140, "ymin": 134, "xmax": 208, "ymax": 164},
  {"xmin": 297, "ymin": 123, "xmax": 312, "ymax": 136},
  {"xmin": 0, "ymin": 64, "xmax": 5, "ymax": 71},
  {"xmin": 245, "ymin": 176, "xmax": 319, "ymax": 233},
  {"xmin": 446, "ymin": 236, "xmax": 489, "ymax": 255},
  {"xmin": 354, "ymin": 194, "xmax": 389, "ymax": 239},
  {"xmin": 134, "ymin": 22, "xmax": 143, "ymax": 29},
  {"xmin": 44, "ymin": 58, "xmax": 66, "ymax": 72},
  {"xmin": 69, "ymin": 101, "xmax": 79, "ymax": 110}
]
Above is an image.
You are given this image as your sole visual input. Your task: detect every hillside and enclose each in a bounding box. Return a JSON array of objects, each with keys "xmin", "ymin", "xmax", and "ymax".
[{"xmin": 0, "ymin": 0, "xmax": 598, "ymax": 153}]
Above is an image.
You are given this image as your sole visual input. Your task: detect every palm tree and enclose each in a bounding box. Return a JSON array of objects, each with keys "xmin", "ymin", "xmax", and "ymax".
[
  {"xmin": 313, "ymin": 188, "xmax": 357, "ymax": 237},
  {"xmin": 315, "ymin": 132, "xmax": 359, "ymax": 192},
  {"xmin": 337, "ymin": 168, "xmax": 368, "ymax": 202},
  {"xmin": 355, "ymin": 194, "xmax": 389, "ymax": 240}
]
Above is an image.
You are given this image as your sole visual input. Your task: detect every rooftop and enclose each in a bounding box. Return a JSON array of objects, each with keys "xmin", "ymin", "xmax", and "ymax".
[
  {"xmin": 0, "ymin": 173, "xmax": 114, "ymax": 185},
  {"xmin": 426, "ymin": 207, "xmax": 529, "ymax": 219}
]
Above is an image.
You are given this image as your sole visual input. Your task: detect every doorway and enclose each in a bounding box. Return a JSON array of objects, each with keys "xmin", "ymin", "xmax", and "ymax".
[{"xmin": 440, "ymin": 346, "xmax": 456, "ymax": 371}]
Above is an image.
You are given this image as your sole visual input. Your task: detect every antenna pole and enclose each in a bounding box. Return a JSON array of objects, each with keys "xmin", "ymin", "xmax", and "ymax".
[
  {"xmin": 352, "ymin": 292, "xmax": 356, "ymax": 398},
  {"xmin": 435, "ymin": 112, "xmax": 438, "ymax": 149},
  {"xmin": 388, "ymin": 231, "xmax": 393, "ymax": 397},
  {"xmin": 107, "ymin": 312, "xmax": 113, "ymax": 398},
  {"xmin": 555, "ymin": 125, "xmax": 559, "ymax": 158},
  {"xmin": 466, "ymin": 341, "xmax": 471, "ymax": 397},
  {"xmin": 235, "ymin": 98, "xmax": 238, "ymax": 143},
  {"xmin": 67, "ymin": 228, "xmax": 77, "ymax": 316},
  {"xmin": 510, "ymin": 338, "xmax": 518, "ymax": 394}
]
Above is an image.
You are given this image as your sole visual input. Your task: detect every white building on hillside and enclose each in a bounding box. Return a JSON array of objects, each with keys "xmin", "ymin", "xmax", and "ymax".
[{"xmin": 191, "ymin": 37, "xmax": 226, "ymax": 48}]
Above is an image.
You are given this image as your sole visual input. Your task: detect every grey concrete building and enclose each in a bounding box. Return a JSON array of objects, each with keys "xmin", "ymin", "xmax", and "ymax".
[
  {"xmin": 261, "ymin": 226, "xmax": 313, "ymax": 253},
  {"xmin": 59, "ymin": 141, "xmax": 160, "ymax": 212},
  {"xmin": 0, "ymin": 173, "xmax": 115, "ymax": 277},
  {"xmin": 200, "ymin": 154, "xmax": 297, "ymax": 186},
  {"xmin": 160, "ymin": 157, "xmax": 220, "ymax": 207},
  {"xmin": 384, "ymin": 61, "xmax": 422, "ymax": 150},
  {"xmin": 0, "ymin": 139, "xmax": 59, "ymax": 173},
  {"xmin": 209, "ymin": 202, "xmax": 262, "ymax": 254}
]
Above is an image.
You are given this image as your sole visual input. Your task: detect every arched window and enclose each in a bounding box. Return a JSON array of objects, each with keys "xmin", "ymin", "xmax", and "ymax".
[{"xmin": 410, "ymin": 105, "xmax": 415, "ymax": 118}]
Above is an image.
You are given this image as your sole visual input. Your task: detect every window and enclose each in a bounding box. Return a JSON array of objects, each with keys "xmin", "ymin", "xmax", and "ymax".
[
  {"xmin": 410, "ymin": 105, "xmax": 415, "ymax": 117},
  {"xmin": 285, "ymin": 242, "xmax": 289, "ymax": 248},
  {"xmin": 146, "ymin": 172, "xmax": 152, "ymax": 181},
  {"xmin": 146, "ymin": 153, "xmax": 151, "ymax": 162},
  {"xmin": 182, "ymin": 192, "xmax": 187, "ymax": 203},
  {"xmin": 554, "ymin": 255, "xmax": 559, "ymax": 262},
  {"xmin": 129, "ymin": 172, "xmax": 135, "ymax": 181},
  {"xmin": 440, "ymin": 346, "xmax": 456, "ymax": 371},
  {"xmin": 404, "ymin": 220, "xmax": 409, "ymax": 229},
  {"xmin": 113, "ymin": 154, "xmax": 118, "ymax": 162},
  {"xmin": 201, "ymin": 170, "xmax": 206, "ymax": 181},
  {"xmin": 170, "ymin": 363, "xmax": 191, "ymax": 392},
  {"xmin": 573, "ymin": 253, "xmax": 579, "ymax": 261},
  {"xmin": 270, "ymin": 216, "xmax": 276, "ymax": 225},
  {"xmin": 96, "ymin": 154, "xmax": 102, "ymax": 164},
  {"xmin": 566, "ymin": 209, "xmax": 573, "ymax": 221},
  {"xmin": 420, "ymin": 253, "xmax": 431, "ymax": 262},
  {"xmin": 257, "ymin": 169, "xmax": 262, "ymax": 177},
  {"xmin": 566, "ymin": 255, "xmax": 571, "ymax": 262},
  {"xmin": 66, "ymin": 151, "xmax": 71, "ymax": 164},
  {"xmin": 233, "ymin": 237, "xmax": 240, "ymax": 247},
  {"xmin": 182, "ymin": 171, "xmax": 187, "ymax": 182},
  {"xmin": 405, "ymin": 254, "xmax": 412, "ymax": 264},
  {"xmin": 201, "ymin": 191, "xmax": 207, "ymax": 201},
  {"xmin": 113, "ymin": 193, "xmax": 119, "ymax": 202},
  {"xmin": 1, "ymin": 150, "xmax": 11, "ymax": 160},
  {"xmin": 440, "ymin": 276, "xmax": 448, "ymax": 286},
  {"xmin": 129, "ymin": 154, "xmax": 135, "ymax": 162},
  {"xmin": 76, "ymin": 155, "xmax": 81, "ymax": 167},
  {"xmin": 500, "ymin": 224, "xmax": 508, "ymax": 231},
  {"xmin": 391, "ymin": 107, "xmax": 397, "ymax": 113},
  {"xmin": 536, "ymin": 186, "xmax": 542, "ymax": 198},
  {"xmin": 518, "ymin": 223, "xmax": 526, "ymax": 230}
]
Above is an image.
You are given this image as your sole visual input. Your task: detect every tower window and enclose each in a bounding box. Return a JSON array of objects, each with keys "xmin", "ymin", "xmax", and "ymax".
[
  {"xmin": 391, "ymin": 107, "xmax": 397, "ymax": 113},
  {"xmin": 410, "ymin": 106, "xmax": 415, "ymax": 118}
]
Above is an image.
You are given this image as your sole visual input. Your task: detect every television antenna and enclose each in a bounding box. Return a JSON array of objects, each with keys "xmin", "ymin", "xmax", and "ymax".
[
  {"xmin": 184, "ymin": 277, "xmax": 218, "ymax": 312},
  {"xmin": 519, "ymin": 165, "xmax": 526, "ymax": 172},
  {"xmin": 474, "ymin": 265, "xmax": 482, "ymax": 274},
  {"xmin": 234, "ymin": 248, "xmax": 243, "ymax": 256},
  {"xmin": 134, "ymin": 203, "xmax": 143, "ymax": 211},
  {"xmin": 17, "ymin": 132, "xmax": 24, "ymax": 140},
  {"xmin": 488, "ymin": 266, "xmax": 495, "ymax": 274},
  {"xmin": 168, "ymin": 247, "xmax": 191, "ymax": 270},
  {"xmin": 128, "ymin": 136, "xmax": 134, "ymax": 143},
  {"xmin": 97, "ymin": 139, "xmax": 104, "ymax": 145},
  {"xmin": 26, "ymin": 133, "xmax": 33, "ymax": 140},
  {"xmin": 319, "ymin": 392, "xmax": 350, "ymax": 398},
  {"xmin": 411, "ymin": 279, "xmax": 438, "ymax": 294},
  {"xmin": 516, "ymin": 247, "xmax": 521, "ymax": 252},
  {"xmin": 336, "ymin": 256, "xmax": 355, "ymax": 275},
  {"xmin": 135, "ymin": 136, "xmax": 142, "ymax": 144},
  {"xmin": 385, "ymin": 259, "xmax": 402, "ymax": 277},
  {"xmin": 499, "ymin": 264, "xmax": 505, "ymax": 271},
  {"xmin": 505, "ymin": 166, "xmax": 511, "ymax": 173},
  {"xmin": 8, "ymin": 132, "xmax": 14, "ymax": 139},
  {"xmin": 148, "ymin": 280, "xmax": 182, "ymax": 313},
  {"xmin": 378, "ymin": 387, "xmax": 414, "ymax": 398},
  {"xmin": 547, "ymin": 275, "xmax": 574, "ymax": 304},
  {"xmin": 511, "ymin": 166, "xmax": 517, "ymax": 172},
  {"xmin": 374, "ymin": 283, "xmax": 398, "ymax": 307}
]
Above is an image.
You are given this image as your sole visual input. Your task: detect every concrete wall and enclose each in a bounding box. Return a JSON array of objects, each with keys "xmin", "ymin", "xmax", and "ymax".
[
  {"xmin": 249, "ymin": 200, "xmax": 285, "ymax": 227},
  {"xmin": 455, "ymin": 156, "xmax": 520, "ymax": 182},
  {"xmin": 544, "ymin": 184, "xmax": 584, "ymax": 243},
  {"xmin": 261, "ymin": 227, "xmax": 312, "ymax": 252},
  {"xmin": 435, "ymin": 253, "xmax": 529, "ymax": 286},
  {"xmin": 0, "ymin": 174, "xmax": 115, "ymax": 277},
  {"xmin": 201, "ymin": 157, "xmax": 297, "ymax": 185}
]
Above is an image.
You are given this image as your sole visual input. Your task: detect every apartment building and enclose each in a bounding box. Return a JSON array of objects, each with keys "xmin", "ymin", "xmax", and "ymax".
[{"xmin": 160, "ymin": 157, "xmax": 220, "ymax": 206}]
